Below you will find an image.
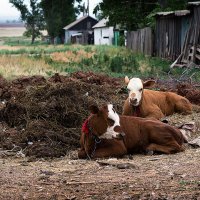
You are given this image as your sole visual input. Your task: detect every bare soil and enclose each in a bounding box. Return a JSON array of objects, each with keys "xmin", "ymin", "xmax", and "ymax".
[
  {"xmin": 0, "ymin": 72, "xmax": 200, "ymax": 200},
  {"xmin": 0, "ymin": 147, "xmax": 199, "ymax": 200}
]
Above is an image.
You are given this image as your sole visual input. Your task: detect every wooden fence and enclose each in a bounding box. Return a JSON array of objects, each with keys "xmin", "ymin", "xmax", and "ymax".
[{"xmin": 126, "ymin": 27, "xmax": 153, "ymax": 56}]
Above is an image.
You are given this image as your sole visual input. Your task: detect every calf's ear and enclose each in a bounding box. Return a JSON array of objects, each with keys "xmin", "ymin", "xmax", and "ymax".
[
  {"xmin": 143, "ymin": 80, "xmax": 156, "ymax": 88},
  {"xmin": 125, "ymin": 76, "xmax": 130, "ymax": 84},
  {"xmin": 89, "ymin": 105, "xmax": 99, "ymax": 114}
]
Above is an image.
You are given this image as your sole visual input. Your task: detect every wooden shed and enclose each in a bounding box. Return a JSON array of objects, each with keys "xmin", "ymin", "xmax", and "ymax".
[
  {"xmin": 155, "ymin": 10, "xmax": 190, "ymax": 61},
  {"xmin": 92, "ymin": 18, "xmax": 114, "ymax": 45},
  {"xmin": 63, "ymin": 15, "xmax": 98, "ymax": 44},
  {"xmin": 180, "ymin": 2, "xmax": 200, "ymax": 66}
]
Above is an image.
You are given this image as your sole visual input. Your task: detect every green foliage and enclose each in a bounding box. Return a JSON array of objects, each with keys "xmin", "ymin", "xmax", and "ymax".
[
  {"xmin": 119, "ymin": 35, "xmax": 125, "ymax": 46},
  {"xmin": 160, "ymin": 0, "xmax": 188, "ymax": 10},
  {"xmin": 94, "ymin": 0, "xmax": 158, "ymax": 30},
  {"xmin": 81, "ymin": 57, "xmax": 93, "ymax": 66},
  {"xmin": 40, "ymin": 0, "xmax": 82, "ymax": 43},
  {"xmin": 9, "ymin": 0, "xmax": 45, "ymax": 44},
  {"xmin": 146, "ymin": 0, "xmax": 188, "ymax": 28},
  {"xmin": 110, "ymin": 56, "xmax": 123, "ymax": 73},
  {"xmin": 95, "ymin": 0, "xmax": 189, "ymax": 30}
]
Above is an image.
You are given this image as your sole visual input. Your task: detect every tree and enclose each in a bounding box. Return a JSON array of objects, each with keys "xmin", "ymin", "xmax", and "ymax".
[
  {"xmin": 158, "ymin": 0, "xmax": 188, "ymax": 10},
  {"xmin": 93, "ymin": 0, "xmax": 157, "ymax": 30},
  {"xmin": 41, "ymin": 0, "xmax": 82, "ymax": 44},
  {"xmin": 9, "ymin": 0, "xmax": 45, "ymax": 44},
  {"xmin": 94, "ymin": 0, "xmax": 189, "ymax": 30}
]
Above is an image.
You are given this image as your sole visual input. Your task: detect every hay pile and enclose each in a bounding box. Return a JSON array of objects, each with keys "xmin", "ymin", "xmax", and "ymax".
[
  {"xmin": 0, "ymin": 73, "xmax": 125, "ymax": 158},
  {"xmin": 0, "ymin": 72, "xmax": 199, "ymax": 158}
]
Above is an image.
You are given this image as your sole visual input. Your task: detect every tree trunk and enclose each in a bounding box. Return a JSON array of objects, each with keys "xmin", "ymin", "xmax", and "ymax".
[
  {"xmin": 31, "ymin": 29, "xmax": 35, "ymax": 44},
  {"xmin": 31, "ymin": 35, "xmax": 35, "ymax": 44}
]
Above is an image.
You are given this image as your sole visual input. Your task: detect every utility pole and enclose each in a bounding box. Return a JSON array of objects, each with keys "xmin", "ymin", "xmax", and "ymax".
[{"xmin": 87, "ymin": 0, "xmax": 89, "ymax": 16}]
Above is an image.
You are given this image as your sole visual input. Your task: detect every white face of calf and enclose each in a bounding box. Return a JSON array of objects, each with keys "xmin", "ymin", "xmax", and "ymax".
[
  {"xmin": 126, "ymin": 77, "xmax": 143, "ymax": 106},
  {"xmin": 125, "ymin": 76, "xmax": 156, "ymax": 107},
  {"xmin": 100, "ymin": 104, "xmax": 122, "ymax": 139}
]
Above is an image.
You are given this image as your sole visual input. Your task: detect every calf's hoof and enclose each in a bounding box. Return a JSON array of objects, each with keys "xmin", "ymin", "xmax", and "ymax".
[{"xmin": 146, "ymin": 150, "xmax": 154, "ymax": 156}]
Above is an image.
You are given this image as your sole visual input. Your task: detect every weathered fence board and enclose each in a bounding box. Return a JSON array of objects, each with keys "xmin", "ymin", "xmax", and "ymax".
[
  {"xmin": 126, "ymin": 27, "xmax": 153, "ymax": 56},
  {"xmin": 154, "ymin": 14, "xmax": 187, "ymax": 61}
]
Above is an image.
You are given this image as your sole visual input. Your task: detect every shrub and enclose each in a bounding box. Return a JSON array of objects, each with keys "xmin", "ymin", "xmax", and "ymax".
[{"xmin": 110, "ymin": 56, "xmax": 124, "ymax": 73}]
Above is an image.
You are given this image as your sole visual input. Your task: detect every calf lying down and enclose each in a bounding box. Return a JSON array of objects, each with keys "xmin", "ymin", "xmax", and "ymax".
[
  {"xmin": 123, "ymin": 77, "xmax": 192, "ymax": 120},
  {"xmin": 78, "ymin": 104, "xmax": 185, "ymax": 159}
]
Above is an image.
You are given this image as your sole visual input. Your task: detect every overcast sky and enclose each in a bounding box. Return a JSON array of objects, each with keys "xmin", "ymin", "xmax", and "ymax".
[{"xmin": 0, "ymin": 0, "xmax": 101, "ymax": 21}]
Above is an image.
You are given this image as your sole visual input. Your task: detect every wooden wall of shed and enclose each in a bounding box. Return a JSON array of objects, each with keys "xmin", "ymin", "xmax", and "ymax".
[
  {"xmin": 71, "ymin": 31, "xmax": 90, "ymax": 45},
  {"xmin": 181, "ymin": 6, "xmax": 200, "ymax": 65},
  {"xmin": 126, "ymin": 27, "xmax": 153, "ymax": 56},
  {"xmin": 155, "ymin": 15, "xmax": 186, "ymax": 61}
]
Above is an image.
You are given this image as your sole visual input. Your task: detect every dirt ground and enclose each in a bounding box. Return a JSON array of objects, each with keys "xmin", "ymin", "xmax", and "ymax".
[
  {"xmin": 0, "ymin": 147, "xmax": 199, "ymax": 200},
  {"xmin": 0, "ymin": 72, "xmax": 200, "ymax": 200}
]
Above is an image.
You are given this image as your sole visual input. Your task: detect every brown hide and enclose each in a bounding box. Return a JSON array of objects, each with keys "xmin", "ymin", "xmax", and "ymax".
[
  {"xmin": 120, "ymin": 116, "xmax": 184, "ymax": 154},
  {"xmin": 78, "ymin": 133, "xmax": 127, "ymax": 159},
  {"xmin": 123, "ymin": 89, "xmax": 192, "ymax": 119},
  {"xmin": 78, "ymin": 105, "xmax": 184, "ymax": 159}
]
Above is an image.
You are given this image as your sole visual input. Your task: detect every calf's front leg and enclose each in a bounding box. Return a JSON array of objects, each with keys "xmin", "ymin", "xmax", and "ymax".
[{"xmin": 90, "ymin": 140, "xmax": 127, "ymax": 159}]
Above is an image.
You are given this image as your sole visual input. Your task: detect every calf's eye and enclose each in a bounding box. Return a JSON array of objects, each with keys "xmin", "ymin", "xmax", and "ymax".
[{"xmin": 139, "ymin": 88, "xmax": 143, "ymax": 92}]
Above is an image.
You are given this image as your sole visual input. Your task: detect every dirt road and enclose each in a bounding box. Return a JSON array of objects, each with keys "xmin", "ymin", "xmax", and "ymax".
[{"xmin": 0, "ymin": 147, "xmax": 200, "ymax": 200}]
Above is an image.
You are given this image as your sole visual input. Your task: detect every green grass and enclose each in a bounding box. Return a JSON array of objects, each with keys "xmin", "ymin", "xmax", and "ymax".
[
  {"xmin": 2, "ymin": 36, "xmax": 48, "ymax": 46},
  {"xmin": 0, "ymin": 45, "xmax": 82, "ymax": 55},
  {"xmin": 0, "ymin": 39, "xmax": 200, "ymax": 81}
]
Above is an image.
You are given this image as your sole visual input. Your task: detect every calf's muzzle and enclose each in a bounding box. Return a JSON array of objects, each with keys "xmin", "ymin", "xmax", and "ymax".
[{"xmin": 113, "ymin": 125, "xmax": 125, "ymax": 139}]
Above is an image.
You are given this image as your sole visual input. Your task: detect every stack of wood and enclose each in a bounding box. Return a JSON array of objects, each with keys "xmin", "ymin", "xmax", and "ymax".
[{"xmin": 174, "ymin": 2, "xmax": 200, "ymax": 68}]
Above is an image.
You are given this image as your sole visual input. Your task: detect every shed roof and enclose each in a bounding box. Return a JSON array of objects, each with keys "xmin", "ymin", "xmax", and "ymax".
[
  {"xmin": 156, "ymin": 10, "xmax": 190, "ymax": 17},
  {"xmin": 188, "ymin": 1, "xmax": 200, "ymax": 6},
  {"xmin": 63, "ymin": 15, "xmax": 97, "ymax": 30},
  {"xmin": 92, "ymin": 18, "xmax": 110, "ymax": 28}
]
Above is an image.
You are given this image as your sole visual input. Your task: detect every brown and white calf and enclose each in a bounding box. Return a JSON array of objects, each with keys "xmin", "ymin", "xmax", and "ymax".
[
  {"xmin": 122, "ymin": 77, "xmax": 192, "ymax": 120},
  {"xmin": 78, "ymin": 104, "xmax": 185, "ymax": 159}
]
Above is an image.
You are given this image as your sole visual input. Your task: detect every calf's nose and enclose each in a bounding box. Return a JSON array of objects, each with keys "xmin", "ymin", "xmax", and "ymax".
[{"xmin": 130, "ymin": 98, "xmax": 137, "ymax": 105}]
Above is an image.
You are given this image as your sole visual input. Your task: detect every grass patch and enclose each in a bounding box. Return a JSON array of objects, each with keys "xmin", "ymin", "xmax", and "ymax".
[
  {"xmin": 0, "ymin": 44, "xmax": 199, "ymax": 81},
  {"xmin": 2, "ymin": 36, "xmax": 48, "ymax": 46},
  {"xmin": 0, "ymin": 55, "xmax": 57, "ymax": 80},
  {"xmin": 0, "ymin": 43, "xmax": 86, "ymax": 55}
]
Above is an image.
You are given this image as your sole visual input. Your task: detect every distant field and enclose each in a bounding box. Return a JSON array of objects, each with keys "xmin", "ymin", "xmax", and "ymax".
[{"xmin": 0, "ymin": 27, "xmax": 26, "ymax": 37}]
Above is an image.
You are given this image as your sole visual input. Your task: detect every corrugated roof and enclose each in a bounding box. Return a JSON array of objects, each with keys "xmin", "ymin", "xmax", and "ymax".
[
  {"xmin": 156, "ymin": 11, "xmax": 174, "ymax": 16},
  {"xmin": 63, "ymin": 15, "xmax": 97, "ymax": 30},
  {"xmin": 174, "ymin": 10, "xmax": 190, "ymax": 16},
  {"xmin": 188, "ymin": 1, "xmax": 200, "ymax": 6},
  {"xmin": 92, "ymin": 18, "xmax": 109, "ymax": 28},
  {"xmin": 156, "ymin": 10, "xmax": 190, "ymax": 16}
]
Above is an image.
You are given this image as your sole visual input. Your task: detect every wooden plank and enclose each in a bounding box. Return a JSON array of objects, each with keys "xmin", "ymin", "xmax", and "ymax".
[
  {"xmin": 126, "ymin": 28, "xmax": 153, "ymax": 56},
  {"xmin": 196, "ymin": 54, "xmax": 200, "ymax": 60}
]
